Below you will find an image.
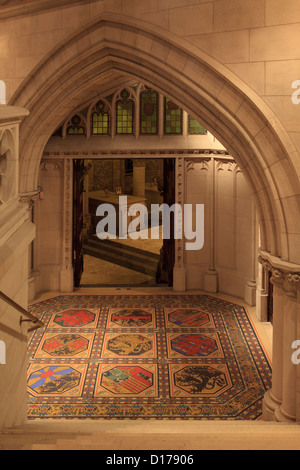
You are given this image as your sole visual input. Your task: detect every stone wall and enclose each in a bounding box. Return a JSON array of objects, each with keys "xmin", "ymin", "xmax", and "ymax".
[
  {"xmin": 184, "ymin": 157, "xmax": 256, "ymax": 299},
  {"xmin": 0, "ymin": 107, "xmax": 35, "ymax": 429},
  {"xmin": 34, "ymin": 159, "xmax": 64, "ymax": 295},
  {"xmin": 0, "ymin": 0, "xmax": 299, "ymax": 160}
]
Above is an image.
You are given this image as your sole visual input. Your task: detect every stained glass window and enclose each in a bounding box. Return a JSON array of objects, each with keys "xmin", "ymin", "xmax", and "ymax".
[
  {"xmin": 116, "ymin": 89, "xmax": 134, "ymax": 135},
  {"xmin": 66, "ymin": 115, "xmax": 85, "ymax": 135},
  {"xmin": 188, "ymin": 116, "xmax": 207, "ymax": 135},
  {"xmin": 140, "ymin": 89, "xmax": 158, "ymax": 134},
  {"xmin": 91, "ymin": 101, "xmax": 110, "ymax": 135},
  {"xmin": 164, "ymin": 98, "xmax": 182, "ymax": 134}
]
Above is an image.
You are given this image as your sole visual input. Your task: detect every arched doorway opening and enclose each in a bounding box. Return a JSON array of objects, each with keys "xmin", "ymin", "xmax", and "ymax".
[
  {"xmin": 73, "ymin": 156, "xmax": 173, "ymax": 289},
  {"xmin": 12, "ymin": 14, "xmax": 300, "ymax": 423}
]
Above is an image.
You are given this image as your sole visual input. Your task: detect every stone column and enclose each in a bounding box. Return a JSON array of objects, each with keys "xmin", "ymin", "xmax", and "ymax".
[
  {"xmin": 132, "ymin": 159, "xmax": 146, "ymax": 198},
  {"xmin": 244, "ymin": 201, "xmax": 257, "ymax": 306},
  {"xmin": 263, "ymin": 274, "xmax": 284, "ymax": 420},
  {"xmin": 275, "ymin": 277, "xmax": 298, "ymax": 422},
  {"xmin": 173, "ymin": 156, "xmax": 186, "ymax": 291},
  {"xmin": 60, "ymin": 158, "xmax": 74, "ymax": 293},
  {"xmin": 297, "ymin": 285, "xmax": 300, "ymax": 422},
  {"xmin": 260, "ymin": 252, "xmax": 300, "ymax": 423},
  {"xmin": 204, "ymin": 157, "xmax": 218, "ymax": 293},
  {"xmin": 19, "ymin": 190, "xmax": 40, "ymax": 302},
  {"xmin": 256, "ymin": 262, "xmax": 269, "ymax": 322},
  {"xmin": 83, "ymin": 161, "xmax": 92, "ymax": 236}
]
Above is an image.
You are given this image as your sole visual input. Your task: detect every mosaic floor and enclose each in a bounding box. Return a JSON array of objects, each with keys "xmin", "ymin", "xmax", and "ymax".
[{"xmin": 27, "ymin": 295, "xmax": 272, "ymax": 420}]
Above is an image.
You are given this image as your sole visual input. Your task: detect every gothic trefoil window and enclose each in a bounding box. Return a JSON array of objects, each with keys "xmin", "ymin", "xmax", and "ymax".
[{"xmin": 66, "ymin": 114, "xmax": 86, "ymax": 136}]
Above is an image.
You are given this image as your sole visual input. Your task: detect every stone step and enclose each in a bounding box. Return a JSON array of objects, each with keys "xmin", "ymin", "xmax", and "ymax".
[
  {"xmin": 83, "ymin": 237, "xmax": 160, "ymax": 276},
  {"xmin": 1, "ymin": 421, "xmax": 300, "ymax": 450},
  {"xmin": 87, "ymin": 236, "xmax": 161, "ymax": 260}
]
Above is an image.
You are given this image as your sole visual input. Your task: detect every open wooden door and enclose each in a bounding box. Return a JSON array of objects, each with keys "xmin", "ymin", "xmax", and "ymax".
[
  {"xmin": 73, "ymin": 159, "xmax": 84, "ymax": 288},
  {"xmin": 156, "ymin": 158, "xmax": 175, "ymax": 287}
]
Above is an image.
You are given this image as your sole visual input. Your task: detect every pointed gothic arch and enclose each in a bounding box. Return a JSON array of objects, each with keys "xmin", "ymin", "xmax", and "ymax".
[{"xmin": 9, "ymin": 13, "xmax": 300, "ymax": 265}]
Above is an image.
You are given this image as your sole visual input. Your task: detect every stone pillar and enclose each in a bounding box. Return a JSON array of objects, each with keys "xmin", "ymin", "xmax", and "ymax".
[
  {"xmin": 275, "ymin": 279, "xmax": 298, "ymax": 422},
  {"xmin": 260, "ymin": 252, "xmax": 300, "ymax": 423},
  {"xmin": 297, "ymin": 285, "xmax": 300, "ymax": 422},
  {"xmin": 256, "ymin": 262, "xmax": 269, "ymax": 322},
  {"xmin": 19, "ymin": 191, "xmax": 40, "ymax": 302},
  {"xmin": 60, "ymin": 158, "xmax": 74, "ymax": 293},
  {"xmin": 263, "ymin": 275, "xmax": 284, "ymax": 420},
  {"xmin": 83, "ymin": 161, "xmax": 92, "ymax": 236},
  {"xmin": 132, "ymin": 159, "xmax": 146, "ymax": 198},
  {"xmin": 204, "ymin": 157, "xmax": 218, "ymax": 293},
  {"xmin": 173, "ymin": 156, "xmax": 186, "ymax": 292},
  {"xmin": 244, "ymin": 202, "xmax": 257, "ymax": 306},
  {"xmin": 113, "ymin": 159, "xmax": 124, "ymax": 192}
]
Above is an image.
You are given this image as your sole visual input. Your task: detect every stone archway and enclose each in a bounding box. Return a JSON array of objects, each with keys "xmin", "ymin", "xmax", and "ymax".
[
  {"xmin": 10, "ymin": 13, "xmax": 300, "ymax": 422},
  {"xmin": 10, "ymin": 13, "xmax": 300, "ymax": 264}
]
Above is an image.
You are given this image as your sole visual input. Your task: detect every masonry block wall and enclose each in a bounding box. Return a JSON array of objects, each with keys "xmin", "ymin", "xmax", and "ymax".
[{"xmin": 0, "ymin": 108, "xmax": 35, "ymax": 428}]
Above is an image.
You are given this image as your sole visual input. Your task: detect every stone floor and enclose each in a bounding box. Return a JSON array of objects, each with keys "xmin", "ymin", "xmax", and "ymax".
[
  {"xmin": 32, "ymin": 287, "xmax": 273, "ymax": 364},
  {"xmin": 19, "ymin": 288, "xmax": 281, "ymax": 449}
]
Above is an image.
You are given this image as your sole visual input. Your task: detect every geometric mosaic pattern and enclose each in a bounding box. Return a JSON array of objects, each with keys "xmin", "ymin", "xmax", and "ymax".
[{"xmin": 27, "ymin": 295, "xmax": 272, "ymax": 420}]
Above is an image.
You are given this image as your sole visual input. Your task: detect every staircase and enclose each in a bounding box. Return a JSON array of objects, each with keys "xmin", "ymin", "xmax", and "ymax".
[
  {"xmin": 83, "ymin": 236, "xmax": 160, "ymax": 278},
  {"xmin": 0, "ymin": 421, "xmax": 299, "ymax": 450}
]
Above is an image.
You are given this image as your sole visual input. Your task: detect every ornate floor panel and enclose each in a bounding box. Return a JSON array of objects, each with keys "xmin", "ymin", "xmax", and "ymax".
[{"xmin": 27, "ymin": 295, "xmax": 272, "ymax": 420}]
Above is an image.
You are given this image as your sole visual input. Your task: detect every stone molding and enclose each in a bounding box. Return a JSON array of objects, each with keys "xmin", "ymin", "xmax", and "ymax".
[
  {"xmin": 62, "ymin": 158, "xmax": 73, "ymax": 270},
  {"xmin": 175, "ymin": 156, "xmax": 184, "ymax": 269},
  {"xmin": 43, "ymin": 149, "xmax": 231, "ymax": 159},
  {"xmin": 185, "ymin": 158, "xmax": 210, "ymax": 173},
  {"xmin": 19, "ymin": 190, "xmax": 40, "ymax": 210},
  {"xmin": 40, "ymin": 159, "xmax": 63, "ymax": 172},
  {"xmin": 258, "ymin": 252, "xmax": 300, "ymax": 290}
]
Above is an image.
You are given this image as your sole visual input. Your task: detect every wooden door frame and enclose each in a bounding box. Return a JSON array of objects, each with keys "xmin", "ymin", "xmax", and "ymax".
[
  {"xmin": 73, "ymin": 159, "xmax": 85, "ymax": 287},
  {"xmin": 55, "ymin": 151, "xmax": 213, "ymax": 292},
  {"xmin": 70, "ymin": 155, "xmax": 181, "ymax": 288}
]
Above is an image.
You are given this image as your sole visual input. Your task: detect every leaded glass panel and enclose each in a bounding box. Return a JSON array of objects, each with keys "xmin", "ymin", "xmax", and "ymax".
[
  {"xmin": 188, "ymin": 116, "xmax": 207, "ymax": 135},
  {"xmin": 67, "ymin": 115, "xmax": 85, "ymax": 136},
  {"xmin": 91, "ymin": 101, "xmax": 110, "ymax": 135},
  {"xmin": 164, "ymin": 98, "xmax": 182, "ymax": 134},
  {"xmin": 116, "ymin": 93, "xmax": 134, "ymax": 134}
]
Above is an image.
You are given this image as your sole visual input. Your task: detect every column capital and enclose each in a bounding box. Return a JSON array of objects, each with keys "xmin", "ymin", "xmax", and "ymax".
[
  {"xmin": 19, "ymin": 190, "xmax": 40, "ymax": 210},
  {"xmin": 258, "ymin": 252, "xmax": 300, "ymax": 289}
]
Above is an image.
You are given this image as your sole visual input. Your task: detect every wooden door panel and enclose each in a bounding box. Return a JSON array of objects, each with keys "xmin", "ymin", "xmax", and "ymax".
[
  {"xmin": 73, "ymin": 159, "xmax": 84, "ymax": 287},
  {"xmin": 156, "ymin": 158, "xmax": 175, "ymax": 287}
]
